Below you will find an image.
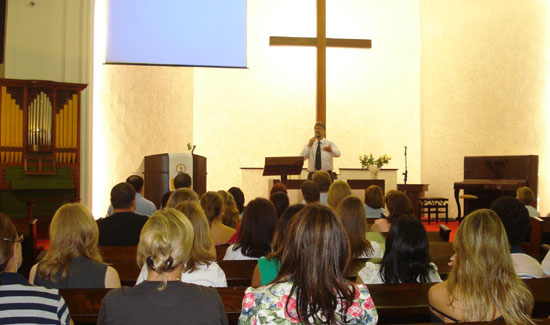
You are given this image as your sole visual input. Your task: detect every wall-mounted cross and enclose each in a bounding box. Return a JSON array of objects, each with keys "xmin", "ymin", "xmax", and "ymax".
[{"xmin": 270, "ymin": 0, "xmax": 372, "ymax": 124}]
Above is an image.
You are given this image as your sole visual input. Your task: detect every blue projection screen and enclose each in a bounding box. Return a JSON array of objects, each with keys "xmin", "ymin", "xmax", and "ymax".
[{"xmin": 106, "ymin": 0, "xmax": 247, "ymax": 68}]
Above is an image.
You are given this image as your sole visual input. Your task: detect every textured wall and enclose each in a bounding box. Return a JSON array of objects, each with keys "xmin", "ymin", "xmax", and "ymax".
[
  {"xmin": 419, "ymin": 0, "xmax": 550, "ymax": 216},
  {"xmin": 193, "ymin": 0, "xmax": 421, "ymax": 197},
  {"xmin": 92, "ymin": 65, "xmax": 194, "ymax": 217}
]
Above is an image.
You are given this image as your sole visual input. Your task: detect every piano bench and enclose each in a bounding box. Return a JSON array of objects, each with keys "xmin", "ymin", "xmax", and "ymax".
[{"xmin": 419, "ymin": 197, "xmax": 449, "ymax": 225}]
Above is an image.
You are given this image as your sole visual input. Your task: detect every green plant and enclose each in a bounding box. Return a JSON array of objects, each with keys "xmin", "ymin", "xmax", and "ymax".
[{"xmin": 359, "ymin": 153, "xmax": 391, "ymax": 170}]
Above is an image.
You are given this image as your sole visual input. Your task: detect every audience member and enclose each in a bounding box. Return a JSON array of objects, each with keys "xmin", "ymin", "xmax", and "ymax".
[
  {"xmin": 201, "ymin": 191, "xmax": 236, "ymax": 245},
  {"xmin": 357, "ymin": 215, "xmax": 440, "ymax": 284},
  {"xmin": 30, "ymin": 203, "xmax": 121, "ymax": 288},
  {"xmin": 251, "ymin": 204, "xmax": 305, "ymax": 287},
  {"xmin": 166, "ymin": 188, "xmax": 199, "ymax": 208},
  {"xmin": 98, "ymin": 209, "xmax": 228, "ymax": 324},
  {"xmin": 224, "ymin": 198, "xmax": 277, "ymax": 260},
  {"xmin": 370, "ymin": 190, "xmax": 412, "ymax": 232},
  {"xmin": 228, "ymin": 187, "xmax": 245, "ymax": 217},
  {"xmin": 136, "ymin": 201, "xmax": 227, "ymax": 287},
  {"xmin": 337, "ymin": 196, "xmax": 382, "ymax": 259},
  {"xmin": 239, "ymin": 204, "xmax": 378, "ymax": 324},
  {"xmin": 428, "ymin": 209, "xmax": 534, "ymax": 323},
  {"xmin": 364, "ymin": 185, "xmax": 387, "ymax": 219},
  {"xmin": 327, "ymin": 180, "xmax": 352, "ymax": 208},
  {"xmin": 312, "ymin": 170, "xmax": 332, "ymax": 205},
  {"xmin": 106, "ymin": 175, "xmax": 156, "ymax": 217},
  {"xmin": 301, "ymin": 180, "xmax": 320, "ymax": 205},
  {"xmin": 270, "ymin": 182, "xmax": 288, "ymax": 196},
  {"xmin": 97, "ymin": 182, "xmax": 149, "ymax": 245},
  {"xmin": 542, "ymin": 250, "xmax": 550, "ymax": 276},
  {"xmin": 160, "ymin": 190, "xmax": 172, "ymax": 209},
  {"xmin": 174, "ymin": 172, "xmax": 192, "ymax": 189},
  {"xmin": 0, "ymin": 213, "xmax": 71, "ymax": 324},
  {"xmin": 491, "ymin": 196, "xmax": 544, "ymax": 278},
  {"xmin": 516, "ymin": 186, "xmax": 541, "ymax": 218},
  {"xmin": 218, "ymin": 190, "xmax": 240, "ymax": 229},
  {"xmin": 269, "ymin": 191, "xmax": 289, "ymax": 218}
]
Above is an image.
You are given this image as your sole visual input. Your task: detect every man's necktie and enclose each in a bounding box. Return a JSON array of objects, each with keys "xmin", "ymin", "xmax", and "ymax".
[{"xmin": 315, "ymin": 141, "xmax": 322, "ymax": 170}]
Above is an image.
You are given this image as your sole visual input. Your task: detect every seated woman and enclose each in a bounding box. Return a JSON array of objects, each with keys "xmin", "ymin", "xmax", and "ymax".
[
  {"xmin": 201, "ymin": 191, "xmax": 236, "ymax": 245},
  {"xmin": 0, "ymin": 213, "xmax": 71, "ymax": 324},
  {"xmin": 29, "ymin": 203, "xmax": 121, "ymax": 288},
  {"xmin": 218, "ymin": 190, "xmax": 240, "ymax": 229},
  {"xmin": 364, "ymin": 185, "xmax": 387, "ymax": 219},
  {"xmin": 224, "ymin": 198, "xmax": 277, "ymax": 260},
  {"xmin": 337, "ymin": 196, "xmax": 383, "ymax": 259},
  {"xmin": 239, "ymin": 204, "xmax": 378, "ymax": 324},
  {"xmin": 428, "ymin": 209, "xmax": 534, "ymax": 323},
  {"xmin": 327, "ymin": 180, "xmax": 352, "ymax": 209},
  {"xmin": 98, "ymin": 208, "xmax": 228, "ymax": 324},
  {"xmin": 166, "ymin": 188, "xmax": 199, "ymax": 208},
  {"xmin": 370, "ymin": 190, "xmax": 412, "ymax": 232},
  {"xmin": 357, "ymin": 215, "xmax": 441, "ymax": 284},
  {"xmin": 136, "ymin": 201, "xmax": 227, "ymax": 287},
  {"xmin": 251, "ymin": 204, "xmax": 305, "ymax": 287}
]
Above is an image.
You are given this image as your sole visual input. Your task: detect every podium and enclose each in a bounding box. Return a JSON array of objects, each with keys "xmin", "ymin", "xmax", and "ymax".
[
  {"xmin": 263, "ymin": 156, "xmax": 304, "ymax": 185},
  {"xmin": 397, "ymin": 184, "xmax": 429, "ymax": 218},
  {"xmin": 144, "ymin": 153, "xmax": 207, "ymax": 208}
]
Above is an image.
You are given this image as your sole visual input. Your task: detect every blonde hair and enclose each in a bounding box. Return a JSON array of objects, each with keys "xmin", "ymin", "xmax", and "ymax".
[
  {"xmin": 217, "ymin": 190, "xmax": 240, "ymax": 228},
  {"xmin": 516, "ymin": 186, "xmax": 536, "ymax": 205},
  {"xmin": 137, "ymin": 208, "xmax": 194, "ymax": 291},
  {"xmin": 166, "ymin": 188, "xmax": 199, "ymax": 208},
  {"xmin": 38, "ymin": 203, "xmax": 103, "ymax": 282},
  {"xmin": 174, "ymin": 201, "xmax": 215, "ymax": 272},
  {"xmin": 447, "ymin": 209, "xmax": 534, "ymax": 323},
  {"xmin": 200, "ymin": 191, "xmax": 224, "ymax": 225},
  {"xmin": 327, "ymin": 180, "xmax": 352, "ymax": 208}
]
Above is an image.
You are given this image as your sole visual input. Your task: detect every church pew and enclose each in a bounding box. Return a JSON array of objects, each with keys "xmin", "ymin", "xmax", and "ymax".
[
  {"xmin": 216, "ymin": 243, "xmax": 230, "ymax": 260},
  {"xmin": 99, "ymin": 245, "xmax": 137, "ymax": 261},
  {"xmin": 59, "ymin": 277, "xmax": 550, "ymax": 325}
]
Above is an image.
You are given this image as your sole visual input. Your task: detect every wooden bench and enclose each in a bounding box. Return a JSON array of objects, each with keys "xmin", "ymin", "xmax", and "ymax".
[{"xmin": 60, "ymin": 277, "xmax": 550, "ymax": 325}]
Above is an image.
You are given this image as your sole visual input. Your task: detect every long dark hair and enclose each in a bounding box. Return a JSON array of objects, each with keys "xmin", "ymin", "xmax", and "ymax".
[
  {"xmin": 274, "ymin": 204, "xmax": 355, "ymax": 324},
  {"xmin": 268, "ymin": 204, "xmax": 305, "ymax": 260},
  {"xmin": 380, "ymin": 215, "xmax": 435, "ymax": 284},
  {"xmin": 235, "ymin": 198, "xmax": 277, "ymax": 258},
  {"xmin": 337, "ymin": 196, "xmax": 373, "ymax": 258}
]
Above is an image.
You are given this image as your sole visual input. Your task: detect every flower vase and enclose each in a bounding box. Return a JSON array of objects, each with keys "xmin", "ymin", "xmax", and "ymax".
[{"xmin": 369, "ymin": 166, "xmax": 380, "ymax": 179}]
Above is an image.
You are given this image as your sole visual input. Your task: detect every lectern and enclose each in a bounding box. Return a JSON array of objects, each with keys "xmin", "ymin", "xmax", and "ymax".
[
  {"xmin": 263, "ymin": 156, "xmax": 304, "ymax": 185},
  {"xmin": 144, "ymin": 153, "xmax": 207, "ymax": 208}
]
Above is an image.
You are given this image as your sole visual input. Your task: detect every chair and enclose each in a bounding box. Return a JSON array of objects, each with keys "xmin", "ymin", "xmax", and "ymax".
[{"xmin": 418, "ymin": 197, "xmax": 449, "ymax": 224}]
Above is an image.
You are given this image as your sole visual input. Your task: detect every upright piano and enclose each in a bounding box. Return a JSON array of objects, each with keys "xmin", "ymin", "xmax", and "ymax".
[{"xmin": 454, "ymin": 155, "xmax": 538, "ymax": 220}]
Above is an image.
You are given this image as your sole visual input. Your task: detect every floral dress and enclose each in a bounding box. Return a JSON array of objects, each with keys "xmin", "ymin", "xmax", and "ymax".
[{"xmin": 238, "ymin": 281, "xmax": 378, "ymax": 324}]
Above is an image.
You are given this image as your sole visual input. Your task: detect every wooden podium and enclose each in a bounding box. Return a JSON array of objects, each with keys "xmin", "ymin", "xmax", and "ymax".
[
  {"xmin": 144, "ymin": 153, "xmax": 207, "ymax": 208},
  {"xmin": 263, "ymin": 156, "xmax": 304, "ymax": 185},
  {"xmin": 397, "ymin": 184, "xmax": 429, "ymax": 218}
]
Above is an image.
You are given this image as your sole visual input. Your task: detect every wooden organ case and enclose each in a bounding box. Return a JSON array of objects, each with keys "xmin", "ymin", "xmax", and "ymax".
[{"xmin": 0, "ymin": 79, "xmax": 87, "ymax": 228}]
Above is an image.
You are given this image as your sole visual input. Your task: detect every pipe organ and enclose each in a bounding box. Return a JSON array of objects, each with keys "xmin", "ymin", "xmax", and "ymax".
[{"xmin": 0, "ymin": 79, "xmax": 87, "ymax": 220}]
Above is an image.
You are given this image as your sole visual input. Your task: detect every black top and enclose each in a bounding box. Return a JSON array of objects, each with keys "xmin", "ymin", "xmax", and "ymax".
[
  {"xmin": 34, "ymin": 256, "xmax": 107, "ymax": 289},
  {"xmin": 430, "ymin": 304, "xmax": 505, "ymax": 323},
  {"xmin": 97, "ymin": 211, "xmax": 148, "ymax": 246},
  {"xmin": 98, "ymin": 281, "xmax": 228, "ymax": 324}
]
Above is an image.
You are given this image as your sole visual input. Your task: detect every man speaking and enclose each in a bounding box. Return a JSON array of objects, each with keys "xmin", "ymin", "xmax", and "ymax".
[{"xmin": 300, "ymin": 122, "xmax": 341, "ymax": 181}]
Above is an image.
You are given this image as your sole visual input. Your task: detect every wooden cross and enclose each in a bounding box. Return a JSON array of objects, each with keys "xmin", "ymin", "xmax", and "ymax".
[{"xmin": 270, "ymin": 0, "xmax": 371, "ymax": 124}]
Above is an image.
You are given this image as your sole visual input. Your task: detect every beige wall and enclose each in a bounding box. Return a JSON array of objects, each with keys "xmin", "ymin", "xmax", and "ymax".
[
  {"xmin": 419, "ymin": 0, "xmax": 550, "ymax": 216},
  {"xmin": 193, "ymin": 0, "xmax": 421, "ymax": 197},
  {"xmin": 91, "ymin": 64, "xmax": 194, "ymax": 217}
]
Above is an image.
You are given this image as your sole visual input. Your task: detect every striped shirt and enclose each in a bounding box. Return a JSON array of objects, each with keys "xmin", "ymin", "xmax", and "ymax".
[{"xmin": 0, "ymin": 272, "xmax": 71, "ymax": 324}]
